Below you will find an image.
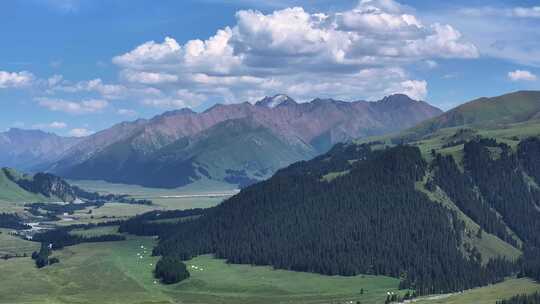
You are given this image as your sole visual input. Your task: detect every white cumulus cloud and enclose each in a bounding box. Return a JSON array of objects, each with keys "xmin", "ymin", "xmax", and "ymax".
[
  {"xmin": 122, "ymin": 70, "xmax": 178, "ymax": 84},
  {"xmin": 112, "ymin": 37, "xmax": 181, "ymax": 68},
  {"xmin": 512, "ymin": 6, "xmax": 540, "ymax": 18},
  {"xmin": 111, "ymin": 0, "xmax": 480, "ymax": 103},
  {"xmin": 508, "ymin": 70, "xmax": 537, "ymax": 81},
  {"xmin": 117, "ymin": 108, "xmax": 138, "ymax": 116},
  {"xmin": 68, "ymin": 128, "xmax": 93, "ymax": 137},
  {"xmin": 0, "ymin": 71, "xmax": 34, "ymax": 88},
  {"xmin": 36, "ymin": 97, "xmax": 109, "ymax": 114},
  {"xmin": 53, "ymin": 78, "xmax": 127, "ymax": 99},
  {"xmin": 142, "ymin": 89, "xmax": 207, "ymax": 109},
  {"xmin": 32, "ymin": 121, "xmax": 68, "ymax": 130},
  {"xmin": 47, "ymin": 74, "xmax": 64, "ymax": 87},
  {"xmin": 398, "ymin": 80, "xmax": 427, "ymax": 100}
]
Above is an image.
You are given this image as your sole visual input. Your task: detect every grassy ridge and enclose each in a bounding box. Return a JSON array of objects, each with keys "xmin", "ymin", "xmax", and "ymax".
[
  {"xmin": 405, "ymin": 91, "xmax": 540, "ymax": 140},
  {"xmin": 0, "ymin": 168, "xmax": 46, "ymax": 204}
]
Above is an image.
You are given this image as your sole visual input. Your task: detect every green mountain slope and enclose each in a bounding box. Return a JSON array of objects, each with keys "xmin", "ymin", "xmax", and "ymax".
[
  {"xmin": 401, "ymin": 91, "xmax": 540, "ymax": 141},
  {"xmin": 0, "ymin": 168, "xmax": 79, "ymax": 203},
  {"xmin": 61, "ymin": 118, "xmax": 315, "ymax": 188},
  {"xmin": 186, "ymin": 119, "xmax": 315, "ymax": 184},
  {"xmin": 0, "ymin": 168, "xmax": 47, "ymax": 203},
  {"xmin": 415, "ymin": 177, "xmax": 521, "ymax": 263}
]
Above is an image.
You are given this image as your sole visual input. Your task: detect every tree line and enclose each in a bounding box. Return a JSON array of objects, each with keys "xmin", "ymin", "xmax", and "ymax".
[
  {"xmin": 154, "ymin": 255, "xmax": 190, "ymax": 284},
  {"xmin": 497, "ymin": 292, "xmax": 540, "ymax": 304},
  {"xmin": 118, "ymin": 208, "xmax": 206, "ymax": 237},
  {"xmin": 0, "ymin": 213, "xmax": 30, "ymax": 230},
  {"xmin": 32, "ymin": 227, "xmax": 125, "ymax": 250}
]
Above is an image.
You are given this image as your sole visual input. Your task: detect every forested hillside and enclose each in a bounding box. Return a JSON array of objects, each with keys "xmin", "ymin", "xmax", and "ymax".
[
  {"xmin": 146, "ymin": 138, "xmax": 540, "ymax": 294},
  {"xmin": 497, "ymin": 292, "xmax": 540, "ymax": 304}
]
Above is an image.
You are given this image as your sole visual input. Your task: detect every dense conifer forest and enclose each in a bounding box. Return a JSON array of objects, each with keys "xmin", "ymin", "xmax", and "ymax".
[
  {"xmin": 32, "ymin": 227, "xmax": 125, "ymax": 250},
  {"xmin": 521, "ymin": 246, "xmax": 540, "ymax": 281},
  {"xmin": 431, "ymin": 153, "xmax": 517, "ymax": 247},
  {"xmin": 154, "ymin": 255, "xmax": 190, "ymax": 284},
  {"xmin": 147, "ymin": 143, "xmax": 521, "ymax": 293},
  {"xmin": 31, "ymin": 242, "xmax": 54, "ymax": 268},
  {"xmin": 464, "ymin": 139, "xmax": 540, "ymax": 247},
  {"xmin": 118, "ymin": 209, "xmax": 206, "ymax": 236},
  {"xmin": 114, "ymin": 137, "xmax": 540, "ymax": 291},
  {"xmin": 0, "ymin": 213, "xmax": 30, "ymax": 230},
  {"xmin": 497, "ymin": 292, "xmax": 540, "ymax": 304}
]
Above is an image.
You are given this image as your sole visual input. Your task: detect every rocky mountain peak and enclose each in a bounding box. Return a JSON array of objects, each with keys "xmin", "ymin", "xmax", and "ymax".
[
  {"xmin": 159, "ymin": 108, "xmax": 197, "ymax": 118},
  {"xmin": 379, "ymin": 94, "xmax": 419, "ymax": 104},
  {"xmin": 255, "ymin": 94, "xmax": 297, "ymax": 108}
]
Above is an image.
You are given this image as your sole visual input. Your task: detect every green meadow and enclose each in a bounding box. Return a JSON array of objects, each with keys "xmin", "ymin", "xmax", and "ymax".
[
  {"xmin": 69, "ymin": 178, "xmax": 237, "ymax": 213},
  {"xmin": 415, "ymin": 278, "xmax": 540, "ymax": 304},
  {"xmin": 0, "ymin": 228, "xmax": 39, "ymax": 256},
  {"xmin": 0, "ymin": 236, "xmax": 406, "ymax": 304},
  {"xmin": 1, "ymin": 233, "xmax": 538, "ymax": 304}
]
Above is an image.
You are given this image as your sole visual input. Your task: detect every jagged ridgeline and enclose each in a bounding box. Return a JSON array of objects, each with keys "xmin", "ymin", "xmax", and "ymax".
[
  {"xmin": 0, "ymin": 94, "xmax": 439, "ymax": 189},
  {"xmin": 151, "ymin": 139, "xmax": 540, "ymax": 294}
]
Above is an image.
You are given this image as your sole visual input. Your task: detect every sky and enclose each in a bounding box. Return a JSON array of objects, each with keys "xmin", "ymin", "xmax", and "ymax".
[{"xmin": 1, "ymin": 0, "xmax": 539, "ymax": 137}]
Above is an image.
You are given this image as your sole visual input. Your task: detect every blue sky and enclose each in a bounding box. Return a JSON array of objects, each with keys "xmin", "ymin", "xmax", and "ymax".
[{"xmin": 1, "ymin": 0, "xmax": 539, "ymax": 137}]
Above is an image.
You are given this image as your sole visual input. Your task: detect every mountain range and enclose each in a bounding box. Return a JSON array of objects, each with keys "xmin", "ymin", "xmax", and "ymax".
[
  {"xmin": 4, "ymin": 90, "xmax": 540, "ymax": 296},
  {"xmin": 0, "ymin": 94, "xmax": 441, "ymax": 188},
  {"xmin": 0, "ymin": 128, "xmax": 80, "ymax": 171}
]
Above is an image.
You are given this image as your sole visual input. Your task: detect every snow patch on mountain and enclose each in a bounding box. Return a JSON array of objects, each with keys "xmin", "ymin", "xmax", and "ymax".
[{"xmin": 255, "ymin": 94, "xmax": 296, "ymax": 108}]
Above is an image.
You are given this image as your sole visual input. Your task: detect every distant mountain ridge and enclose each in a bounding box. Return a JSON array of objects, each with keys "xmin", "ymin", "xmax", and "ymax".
[
  {"xmin": 1, "ymin": 94, "xmax": 442, "ymax": 188},
  {"xmin": 0, "ymin": 128, "xmax": 80, "ymax": 171}
]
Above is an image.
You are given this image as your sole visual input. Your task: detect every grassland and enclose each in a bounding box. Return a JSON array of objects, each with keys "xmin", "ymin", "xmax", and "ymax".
[
  {"xmin": 1, "ymin": 232, "xmax": 537, "ymax": 304},
  {"xmin": 0, "ymin": 200, "xmax": 27, "ymax": 215},
  {"xmin": 0, "ymin": 228, "xmax": 38, "ymax": 256},
  {"xmin": 69, "ymin": 178, "xmax": 238, "ymax": 197},
  {"xmin": 0, "ymin": 169, "xmax": 47, "ymax": 205},
  {"xmin": 415, "ymin": 278, "xmax": 540, "ymax": 304},
  {"xmin": 70, "ymin": 178, "xmax": 237, "ymax": 211},
  {"xmin": 409, "ymin": 121, "xmax": 540, "ymax": 163},
  {"xmin": 0, "ymin": 236, "xmax": 408, "ymax": 304},
  {"xmin": 69, "ymin": 225, "xmax": 121, "ymax": 237}
]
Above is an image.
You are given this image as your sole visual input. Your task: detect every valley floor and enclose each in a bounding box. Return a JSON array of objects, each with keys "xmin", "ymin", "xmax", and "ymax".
[
  {"xmin": 0, "ymin": 236, "xmax": 402, "ymax": 304},
  {"xmin": 1, "ymin": 179, "xmax": 539, "ymax": 304},
  {"xmin": 0, "ymin": 233, "xmax": 538, "ymax": 304}
]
